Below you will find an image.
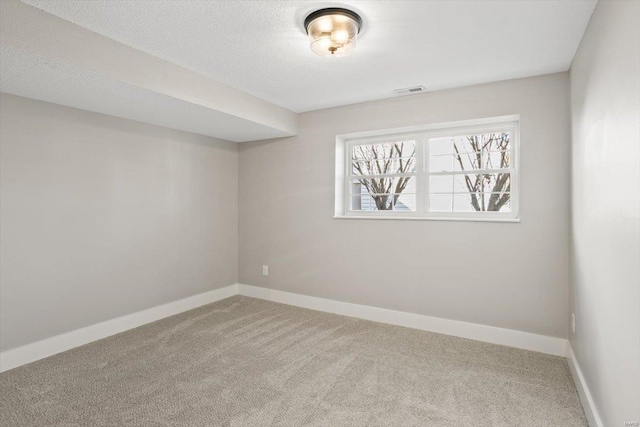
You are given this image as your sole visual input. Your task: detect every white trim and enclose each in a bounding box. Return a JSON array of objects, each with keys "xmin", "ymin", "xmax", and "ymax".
[
  {"xmin": 336, "ymin": 116, "xmax": 520, "ymax": 221},
  {"xmin": 337, "ymin": 115, "xmax": 520, "ymax": 141},
  {"xmin": 333, "ymin": 215, "xmax": 521, "ymax": 223},
  {"xmin": 0, "ymin": 283, "xmax": 570, "ymax": 375},
  {"xmin": 238, "ymin": 284, "xmax": 567, "ymax": 357},
  {"xmin": 567, "ymin": 343, "xmax": 604, "ymax": 427},
  {"xmin": 0, "ymin": 284, "xmax": 239, "ymax": 373}
]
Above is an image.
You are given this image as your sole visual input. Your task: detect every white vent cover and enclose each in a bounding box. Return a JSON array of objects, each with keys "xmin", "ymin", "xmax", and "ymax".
[{"xmin": 393, "ymin": 86, "xmax": 428, "ymax": 96}]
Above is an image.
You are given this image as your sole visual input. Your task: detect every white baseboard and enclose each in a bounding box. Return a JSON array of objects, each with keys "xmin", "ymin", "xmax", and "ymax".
[
  {"xmin": 238, "ymin": 284, "xmax": 568, "ymax": 357},
  {"xmin": 1, "ymin": 282, "xmax": 569, "ymax": 374},
  {"xmin": 0, "ymin": 284, "xmax": 239, "ymax": 373},
  {"xmin": 567, "ymin": 343, "xmax": 603, "ymax": 427}
]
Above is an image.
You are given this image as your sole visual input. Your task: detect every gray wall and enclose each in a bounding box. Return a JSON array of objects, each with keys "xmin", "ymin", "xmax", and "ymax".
[
  {"xmin": 569, "ymin": 1, "xmax": 640, "ymax": 425},
  {"xmin": 0, "ymin": 94, "xmax": 238, "ymax": 351},
  {"xmin": 239, "ymin": 73, "xmax": 571, "ymax": 338}
]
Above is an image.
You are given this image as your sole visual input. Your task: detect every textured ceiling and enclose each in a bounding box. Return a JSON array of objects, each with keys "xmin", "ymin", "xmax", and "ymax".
[
  {"xmin": 1, "ymin": 0, "xmax": 298, "ymax": 142},
  {"xmin": 0, "ymin": 47, "xmax": 291, "ymax": 142},
  {"xmin": 23, "ymin": 0, "xmax": 596, "ymax": 113}
]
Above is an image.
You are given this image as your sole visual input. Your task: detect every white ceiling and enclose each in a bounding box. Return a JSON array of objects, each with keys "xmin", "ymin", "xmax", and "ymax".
[
  {"xmin": 1, "ymin": 0, "xmax": 298, "ymax": 142},
  {"xmin": 0, "ymin": 47, "xmax": 291, "ymax": 142},
  {"xmin": 22, "ymin": 0, "xmax": 596, "ymax": 113}
]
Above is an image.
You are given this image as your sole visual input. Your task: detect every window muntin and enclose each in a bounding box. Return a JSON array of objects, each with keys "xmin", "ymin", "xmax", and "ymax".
[
  {"xmin": 342, "ymin": 121, "xmax": 518, "ymax": 220},
  {"xmin": 427, "ymin": 132, "xmax": 513, "ymax": 213},
  {"xmin": 349, "ymin": 139, "xmax": 417, "ymax": 212}
]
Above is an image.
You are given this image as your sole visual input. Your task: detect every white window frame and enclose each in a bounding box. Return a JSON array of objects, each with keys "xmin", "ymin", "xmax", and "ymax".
[
  {"xmin": 334, "ymin": 116, "xmax": 520, "ymax": 222},
  {"xmin": 346, "ymin": 133, "xmax": 423, "ymax": 216}
]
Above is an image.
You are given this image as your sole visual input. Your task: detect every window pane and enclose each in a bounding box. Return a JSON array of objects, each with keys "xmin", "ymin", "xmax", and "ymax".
[
  {"xmin": 481, "ymin": 193, "xmax": 512, "ymax": 212},
  {"xmin": 430, "ymin": 194, "xmax": 453, "ymax": 212},
  {"xmin": 430, "ymin": 175, "xmax": 454, "ymax": 193},
  {"xmin": 429, "ymin": 132, "xmax": 511, "ymax": 172},
  {"xmin": 431, "ymin": 136, "xmax": 477, "ymax": 155},
  {"xmin": 430, "ymin": 155, "xmax": 454, "ymax": 172},
  {"xmin": 452, "ymin": 132, "xmax": 510, "ymax": 154},
  {"xmin": 351, "ymin": 177, "xmax": 416, "ymax": 212},
  {"xmin": 444, "ymin": 173, "xmax": 511, "ymax": 194},
  {"xmin": 353, "ymin": 158, "xmax": 416, "ymax": 175},
  {"xmin": 352, "ymin": 140, "xmax": 416, "ymax": 161},
  {"xmin": 351, "ymin": 177, "xmax": 416, "ymax": 196},
  {"xmin": 352, "ymin": 159, "xmax": 390, "ymax": 175},
  {"xmin": 452, "ymin": 193, "xmax": 512, "ymax": 212},
  {"xmin": 389, "ymin": 158, "xmax": 416, "ymax": 173},
  {"xmin": 344, "ymin": 124, "xmax": 516, "ymax": 219},
  {"xmin": 453, "ymin": 174, "xmax": 472, "ymax": 193},
  {"xmin": 429, "ymin": 170, "xmax": 511, "ymax": 213},
  {"xmin": 393, "ymin": 193, "xmax": 416, "ymax": 211},
  {"xmin": 452, "ymin": 193, "xmax": 480, "ymax": 212},
  {"xmin": 430, "ymin": 137, "xmax": 453, "ymax": 156},
  {"xmin": 483, "ymin": 150, "xmax": 510, "ymax": 169},
  {"xmin": 351, "ymin": 195, "xmax": 378, "ymax": 211},
  {"xmin": 430, "ymin": 192, "xmax": 511, "ymax": 212},
  {"xmin": 431, "ymin": 174, "xmax": 510, "ymax": 194},
  {"xmin": 454, "ymin": 172, "xmax": 511, "ymax": 193},
  {"xmin": 430, "ymin": 153, "xmax": 478, "ymax": 172},
  {"xmin": 351, "ymin": 194, "xmax": 394, "ymax": 210}
]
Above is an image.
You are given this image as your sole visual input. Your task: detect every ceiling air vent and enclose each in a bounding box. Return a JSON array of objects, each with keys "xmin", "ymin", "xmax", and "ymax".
[{"xmin": 393, "ymin": 86, "xmax": 428, "ymax": 96}]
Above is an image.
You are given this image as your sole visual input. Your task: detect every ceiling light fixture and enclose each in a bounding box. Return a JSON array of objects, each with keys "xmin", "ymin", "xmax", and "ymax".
[{"xmin": 304, "ymin": 8, "xmax": 362, "ymax": 58}]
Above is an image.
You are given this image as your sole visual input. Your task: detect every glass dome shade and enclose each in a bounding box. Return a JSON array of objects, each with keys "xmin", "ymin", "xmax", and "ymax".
[{"xmin": 305, "ymin": 9, "xmax": 362, "ymax": 58}]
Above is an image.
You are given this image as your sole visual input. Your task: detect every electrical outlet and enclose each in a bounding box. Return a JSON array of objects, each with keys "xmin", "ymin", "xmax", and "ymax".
[
  {"xmin": 572, "ymin": 313, "xmax": 576, "ymax": 334},
  {"xmin": 262, "ymin": 265, "xmax": 268, "ymax": 276}
]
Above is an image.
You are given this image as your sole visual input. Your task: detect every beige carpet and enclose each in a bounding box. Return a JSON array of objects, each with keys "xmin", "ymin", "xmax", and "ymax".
[{"xmin": 0, "ymin": 295, "xmax": 586, "ymax": 426}]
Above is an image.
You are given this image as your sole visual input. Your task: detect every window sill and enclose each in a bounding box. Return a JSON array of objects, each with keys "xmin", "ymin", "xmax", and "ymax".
[{"xmin": 333, "ymin": 215, "xmax": 520, "ymax": 223}]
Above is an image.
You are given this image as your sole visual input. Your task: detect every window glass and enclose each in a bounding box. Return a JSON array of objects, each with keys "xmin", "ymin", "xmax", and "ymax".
[{"xmin": 341, "ymin": 121, "xmax": 518, "ymax": 220}]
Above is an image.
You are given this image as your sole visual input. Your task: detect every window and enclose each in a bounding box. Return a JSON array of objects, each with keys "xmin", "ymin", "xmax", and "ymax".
[
  {"xmin": 351, "ymin": 138, "xmax": 417, "ymax": 212},
  {"xmin": 336, "ymin": 117, "xmax": 519, "ymax": 221}
]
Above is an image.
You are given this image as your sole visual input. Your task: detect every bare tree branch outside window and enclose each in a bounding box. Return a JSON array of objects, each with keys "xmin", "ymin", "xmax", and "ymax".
[
  {"xmin": 451, "ymin": 133, "xmax": 511, "ymax": 211},
  {"xmin": 350, "ymin": 133, "xmax": 511, "ymax": 212},
  {"xmin": 352, "ymin": 142, "xmax": 415, "ymax": 210}
]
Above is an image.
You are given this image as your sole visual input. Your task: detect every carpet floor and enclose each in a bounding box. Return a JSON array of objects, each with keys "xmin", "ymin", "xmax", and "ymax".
[{"xmin": 0, "ymin": 295, "xmax": 587, "ymax": 426}]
